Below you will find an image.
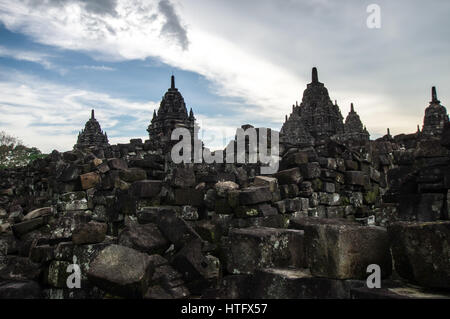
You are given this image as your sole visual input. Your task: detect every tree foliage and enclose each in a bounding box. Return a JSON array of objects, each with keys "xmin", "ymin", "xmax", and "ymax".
[{"xmin": 0, "ymin": 131, "xmax": 46, "ymax": 169}]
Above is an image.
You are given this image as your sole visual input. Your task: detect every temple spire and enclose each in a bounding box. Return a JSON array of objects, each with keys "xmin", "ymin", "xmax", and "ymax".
[
  {"xmin": 91, "ymin": 109, "xmax": 95, "ymax": 119},
  {"xmin": 350, "ymin": 103, "xmax": 354, "ymax": 112},
  {"xmin": 312, "ymin": 67, "xmax": 318, "ymax": 83},
  {"xmin": 171, "ymin": 75, "xmax": 175, "ymax": 89},
  {"xmin": 387, "ymin": 128, "xmax": 390, "ymax": 136},
  {"xmin": 431, "ymin": 86, "xmax": 439, "ymax": 103}
]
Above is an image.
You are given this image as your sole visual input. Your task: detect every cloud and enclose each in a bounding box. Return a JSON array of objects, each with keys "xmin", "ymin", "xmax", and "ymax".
[
  {"xmin": 0, "ymin": 67, "xmax": 158, "ymax": 152},
  {"xmin": 75, "ymin": 65, "xmax": 116, "ymax": 71},
  {"xmin": 27, "ymin": 0, "xmax": 118, "ymax": 16},
  {"xmin": 0, "ymin": 45, "xmax": 52, "ymax": 68},
  {"xmin": 158, "ymin": 0, "xmax": 189, "ymax": 50}
]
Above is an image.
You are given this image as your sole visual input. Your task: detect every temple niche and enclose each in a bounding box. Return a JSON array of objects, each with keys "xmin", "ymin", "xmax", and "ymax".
[
  {"xmin": 147, "ymin": 75, "xmax": 199, "ymax": 151},
  {"xmin": 421, "ymin": 86, "xmax": 449, "ymax": 138},
  {"xmin": 74, "ymin": 109, "xmax": 109, "ymax": 150}
]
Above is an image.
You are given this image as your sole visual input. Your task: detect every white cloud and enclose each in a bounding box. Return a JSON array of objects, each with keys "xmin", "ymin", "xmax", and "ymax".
[
  {"xmin": 0, "ymin": 68, "xmax": 158, "ymax": 153},
  {"xmin": 75, "ymin": 65, "xmax": 116, "ymax": 71}
]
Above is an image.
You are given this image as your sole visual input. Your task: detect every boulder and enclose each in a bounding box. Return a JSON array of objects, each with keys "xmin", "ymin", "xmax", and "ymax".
[
  {"xmin": 0, "ymin": 280, "xmax": 42, "ymax": 299},
  {"xmin": 23, "ymin": 207, "xmax": 53, "ymax": 221},
  {"xmin": 87, "ymin": 245, "xmax": 155, "ymax": 298},
  {"xmin": 214, "ymin": 181, "xmax": 239, "ymax": 197},
  {"xmin": 131, "ymin": 180, "xmax": 162, "ymax": 198},
  {"xmin": 274, "ymin": 168, "xmax": 302, "ymax": 185},
  {"xmin": 72, "ymin": 221, "xmax": 107, "ymax": 245},
  {"xmin": 80, "ymin": 172, "xmax": 101, "ymax": 190},
  {"xmin": 107, "ymin": 158, "xmax": 128, "ymax": 170},
  {"xmin": 118, "ymin": 222, "xmax": 170, "ymax": 255},
  {"xmin": 224, "ymin": 227, "xmax": 304, "ymax": 274},
  {"xmin": 171, "ymin": 239, "xmax": 220, "ymax": 293},
  {"xmin": 172, "ymin": 167, "xmax": 196, "ymax": 188},
  {"xmin": 388, "ymin": 221, "xmax": 450, "ymax": 289},
  {"xmin": 238, "ymin": 186, "xmax": 272, "ymax": 205},
  {"xmin": 302, "ymin": 220, "xmax": 392, "ymax": 279},
  {"xmin": 119, "ymin": 168, "xmax": 147, "ymax": 183}
]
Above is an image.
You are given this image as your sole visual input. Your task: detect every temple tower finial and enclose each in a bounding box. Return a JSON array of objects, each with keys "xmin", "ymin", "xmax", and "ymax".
[
  {"xmin": 91, "ymin": 109, "xmax": 94, "ymax": 119},
  {"xmin": 387, "ymin": 128, "xmax": 390, "ymax": 136},
  {"xmin": 431, "ymin": 86, "xmax": 439, "ymax": 103},
  {"xmin": 312, "ymin": 67, "xmax": 318, "ymax": 83},
  {"xmin": 350, "ymin": 103, "xmax": 354, "ymax": 112},
  {"xmin": 171, "ymin": 75, "xmax": 175, "ymax": 89}
]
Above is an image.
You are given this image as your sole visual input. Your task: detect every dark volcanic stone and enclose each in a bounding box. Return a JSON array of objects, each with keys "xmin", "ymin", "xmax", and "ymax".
[
  {"xmin": 238, "ymin": 186, "xmax": 272, "ymax": 205},
  {"xmin": 87, "ymin": 244, "xmax": 155, "ymax": 298},
  {"xmin": 303, "ymin": 221, "xmax": 392, "ymax": 280},
  {"xmin": 72, "ymin": 221, "xmax": 107, "ymax": 245},
  {"xmin": 131, "ymin": 180, "xmax": 162, "ymax": 198},
  {"xmin": 273, "ymin": 168, "xmax": 302, "ymax": 185},
  {"xmin": 118, "ymin": 222, "xmax": 170, "ymax": 255},
  {"xmin": 388, "ymin": 221, "xmax": 450, "ymax": 289},
  {"xmin": 0, "ymin": 280, "xmax": 42, "ymax": 299}
]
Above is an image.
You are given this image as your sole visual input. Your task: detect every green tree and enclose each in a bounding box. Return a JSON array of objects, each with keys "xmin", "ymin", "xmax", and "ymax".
[{"xmin": 0, "ymin": 131, "xmax": 46, "ymax": 169}]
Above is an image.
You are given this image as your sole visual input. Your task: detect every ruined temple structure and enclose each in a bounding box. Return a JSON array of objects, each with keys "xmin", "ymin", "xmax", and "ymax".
[
  {"xmin": 74, "ymin": 109, "xmax": 109, "ymax": 150},
  {"xmin": 281, "ymin": 67, "xmax": 344, "ymax": 142},
  {"xmin": 147, "ymin": 75, "xmax": 199, "ymax": 151},
  {"xmin": 343, "ymin": 103, "xmax": 370, "ymax": 141},
  {"xmin": 0, "ymin": 69, "xmax": 449, "ymax": 300},
  {"xmin": 421, "ymin": 86, "xmax": 449, "ymax": 138}
]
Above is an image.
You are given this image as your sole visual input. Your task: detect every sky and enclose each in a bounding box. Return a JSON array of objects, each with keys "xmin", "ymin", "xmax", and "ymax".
[{"xmin": 0, "ymin": 0, "xmax": 449, "ymax": 153}]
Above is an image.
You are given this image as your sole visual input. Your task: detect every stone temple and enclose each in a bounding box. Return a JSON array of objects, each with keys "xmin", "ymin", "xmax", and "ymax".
[
  {"xmin": 74, "ymin": 109, "xmax": 109, "ymax": 150},
  {"xmin": 281, "ymin": 67, "xmax": 369, "ymax": 148},
  {"xmin": 147, "ymin": 75, "xmax": 198, "ymax": 151},
  {"xmin": 421, "ymin": 86, "xmax": 449, "ymax": 137}
]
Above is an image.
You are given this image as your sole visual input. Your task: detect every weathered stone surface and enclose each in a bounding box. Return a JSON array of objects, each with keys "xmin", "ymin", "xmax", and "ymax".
[
  {"xmin": 173, "ymin": 167, "xmax": 196, "ymax": 188},
  {"xmin": 0, "ymin": 256, "xmax": 41, "ymax": 281},
  {"xmin": 171, "ymin": 239, "xmax": 220, "ymax": 293},
  {"xmin": 0, "ymin": 280, "xmax": 42, "ymax": 299},
  {"xmin": 138, "ymin": 207, "xmax": 201, "ymax": 249},
  {"xmin": 80, "ymin": 172, "xmax": 101, "ymax": 190},
  {"xmin": 238, "ymin": 186, "xmax": 272, "ymax": 205},
  {"xmin": 72, "ymin": 221, "xmax": 107, "ymax": 245},
  {"xmin": 254, "ymin": 176, "xmax": 278, "ymax": 192},
  {"xmin": 224, "ymin": 227, "xmax": 301, "ymax": 274},
  {"xmin": 131, "ymin": 180, "xmax": 162, "ymax": 198},
  {"xmin": 11, "ymin": 217, "xmax": 47, "ymax": 238},
  {"xmin": 214, "ymin": 181, "xmax": 239, "ymax": 197},
  {"xmin": 119, "ymin": 168, "xmax": 147, "ymax": 183},
  {"xmin": 302, "ymin": 221, "xmax": 392, "ymax": 279},
  {"xmin": 351, "ymin": 285, "xmax": 450, "ymax": 299},
  {"xmin": 299, "ymin": 162, "xmax": 321, "ymax": 179},
  {"xmin": 253, "ymin": 268, "xmax": 365, "ymax": 299},
  {"xmin": 118, "ymin": 222, "xmax": 170, "ymax": 255},
  {"xmin": 345, "ymin": 171, "xmax": 368, "ymax": 186},
  {"xmin": 388, "ymin": 221, "xmax": 450, "ymax": 289},
  {"xmin": 274, "ymin": 168, "xmax": 302, "ymax": 185},
  {"xmin": 44, "ymin": 260, "xmax": 71, "ymax": 288},
  {"xmin": 174, "ymin": 188, "xmax": 204, "ymax": 206},
  {"xmin": 107, "ymin": 158, "xmax": 128, "ymax": 170},
  {"xmin": 23, "ymin": 207, "xmax": 53, "ymax": 221},
  {"xmin": 87, "ymin": 244, "xmax": 155, "ymax": 298}
]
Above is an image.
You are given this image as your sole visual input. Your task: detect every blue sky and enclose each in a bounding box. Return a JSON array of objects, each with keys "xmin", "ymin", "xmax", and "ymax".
[{"xmin": 0, "ymin": 0, "xmax": 449, "ymax": 153}]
